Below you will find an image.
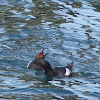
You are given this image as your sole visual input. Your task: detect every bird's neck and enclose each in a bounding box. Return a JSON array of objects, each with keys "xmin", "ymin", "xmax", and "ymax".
[{"xmin": 44, "ymin": 66, "xmax": 54, "ymax": 76}]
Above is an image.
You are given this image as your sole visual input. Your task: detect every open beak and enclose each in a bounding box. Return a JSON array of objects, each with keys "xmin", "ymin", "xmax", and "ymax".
[
  {"xmin": 40, "ymin": 48, "xmax": 48, "ymax": 58},
  {"xmin": 44, "ymin": 52, "xmax": 48, "ymax": 57}
]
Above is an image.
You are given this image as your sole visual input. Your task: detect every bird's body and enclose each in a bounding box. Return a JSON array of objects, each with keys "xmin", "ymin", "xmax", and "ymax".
[
  {"xmin": 27, "ymin": 48, "xmax": 74, "ymax": 77},
  {"xmin": 37, "ymin": 59, "xmax": 74, "ymax": 77}
]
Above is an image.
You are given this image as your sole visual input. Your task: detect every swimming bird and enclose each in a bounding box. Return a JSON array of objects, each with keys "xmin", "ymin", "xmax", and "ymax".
[
  {"xmin": 37, "ymin": 59, "xmax": 74, "ymax": 77},
  {"xmin": 27, "ymin": 49, "xmax": 48, "ymax": 70}
]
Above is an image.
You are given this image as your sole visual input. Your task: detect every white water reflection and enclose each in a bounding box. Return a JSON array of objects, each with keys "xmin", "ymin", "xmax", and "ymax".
[{"xmin": 52, "ymin": 0, "xmax": 100, "ymax": 42}]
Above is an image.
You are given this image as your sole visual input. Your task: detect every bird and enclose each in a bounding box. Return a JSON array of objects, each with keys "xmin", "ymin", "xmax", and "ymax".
[
  {"xmin": 27, "ymin": 48, "xmax": 48, "ymax": 70},
  {"xmin": 37, "ymin": 59, "xmax": 74, "ymax": 77}
]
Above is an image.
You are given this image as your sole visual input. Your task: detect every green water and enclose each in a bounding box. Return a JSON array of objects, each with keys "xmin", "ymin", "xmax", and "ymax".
[{"xmin": 0, "ymin": 0, "xmax": 100, "ymax": 100}]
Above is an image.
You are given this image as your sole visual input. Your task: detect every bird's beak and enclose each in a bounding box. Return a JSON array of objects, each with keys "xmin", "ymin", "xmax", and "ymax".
[
  {"xmin": 40, "ymin": 48, "xmax": 44, "ymax": 58},
  {"xmin": 44, "ymin": 52, "xmax": 48, "ymax": 57},
  {"xmin": 40, "ymin": 48, "xmax": 48, "ymax": 58}
]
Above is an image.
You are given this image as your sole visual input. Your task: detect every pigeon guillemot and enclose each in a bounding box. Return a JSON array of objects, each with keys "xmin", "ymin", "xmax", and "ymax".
[
  {"xmin": 27, "ymin": 49, "xmax": 48, "ymax": 70},
  {"xmin": 37, "ymin": 59, "xmax": 74, "ymax": 77}
]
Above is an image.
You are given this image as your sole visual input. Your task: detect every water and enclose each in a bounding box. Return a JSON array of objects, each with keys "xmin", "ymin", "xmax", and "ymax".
[{"xmin": 0, "ymin": 0, "xmax": 100, "ymax": 99}]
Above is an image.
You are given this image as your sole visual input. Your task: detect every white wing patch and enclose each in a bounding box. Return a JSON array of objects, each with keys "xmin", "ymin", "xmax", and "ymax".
[
  {"xmin": 27, "ymin": 60, "xmax": 32, "ymax": 68},
  {"xmin": 65, "ymin": 68, "xmax": 71, "ymax": 76}
]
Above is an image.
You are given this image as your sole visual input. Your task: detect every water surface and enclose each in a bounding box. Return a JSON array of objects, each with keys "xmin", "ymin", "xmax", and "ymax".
[{"xmin": 0, "ymin": 0, "xmax": 100, "ymax": 99}]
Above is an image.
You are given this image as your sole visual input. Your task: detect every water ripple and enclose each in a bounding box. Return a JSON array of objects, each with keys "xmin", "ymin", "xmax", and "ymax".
[{"xmin": 0, "ymin": 0, "xmax": 100, "ymax": 99}]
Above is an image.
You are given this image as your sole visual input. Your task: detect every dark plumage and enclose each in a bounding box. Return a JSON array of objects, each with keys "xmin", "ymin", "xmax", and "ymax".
[
  {"xmin": 37, "ymin": 59, "xmax": 74, "ymax": 77},
  {"xmin": 27, "ymin": 49, "xmax": 48, "ymax": 70}
]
